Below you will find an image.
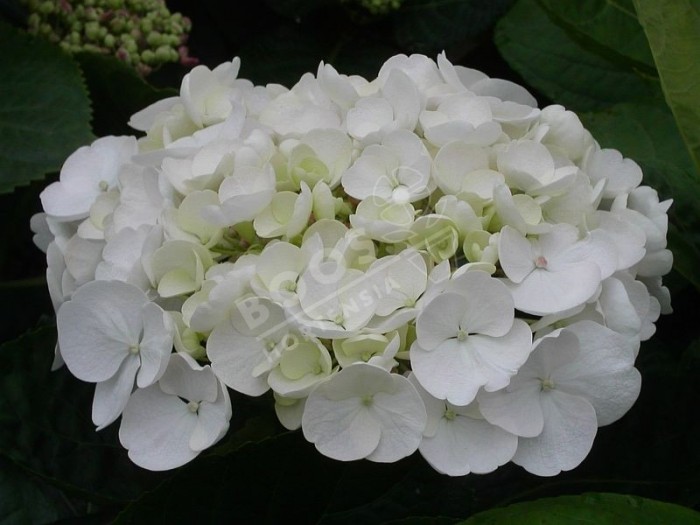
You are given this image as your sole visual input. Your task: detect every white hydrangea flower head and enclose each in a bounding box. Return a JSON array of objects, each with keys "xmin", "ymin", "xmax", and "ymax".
[{"xmin": 36, "ymin": 52, "xmax": 672, "ymax": 474}]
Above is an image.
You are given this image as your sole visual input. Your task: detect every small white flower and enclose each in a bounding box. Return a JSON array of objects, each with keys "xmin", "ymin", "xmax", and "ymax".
[
  {"xmin": 349, "ymin": 196, "xmax": 415, "ymax": 243},
  {"xmin": 259, "ymin": 73, "xmax": 341, "ymax": 137},
  {"xmin": 346, "ymin": 69, "xmax": 421, "ymax": 142},
  {"xmin": 302, "ymin": 363, "xmax": 427, "ymax": 462},
  {"xmin": 498, "ymin": 225, "xmax": 616, "ymax": 315},
  {"xmin": 496, "ymin": 140, "xmax": 578, "ymax": 196},
  {"xmin": 144, "ymin": 240, "xmax": 214, "ymax": 298},
  {"xmin": 207, "ymin": 297, "xmax": 290, "ymax": 396},
  {"xmin": 479, "ymin": 321, "xmax": 640, "ymax": 476},
  {"xmin": 119, "ymin": 353, "xmax": 231, "ymax": 471},
  {"xmin": 253, "ymin": 181, "xmax": 313, "ymax": 240},
  {"xmin": 583, "ymin": 146, "xmax": 643, "ymax": 199},
  {"xmin": 409, "ymin": 374, "xmax": 517, "ymax": 476},
  {"xmin": 411, "ymin": 271, "xmax": 533, "ymax": 405},
  {"xmin": 341, "ymin": 130, "xmax": 431, "ymax": 203},
  {"xmin": 57, "ymin": 280, "xmax": 174, "ymax": 429},
  {"xmin": 180, "ymin": 58, "xmax": 243, "ymax": 128},
  {"xmin": 40, "ymin": 136, "xmax": 137, "ymax": 221},
  {"xmin": 203, "ymin": 164, "xmax": 277, "ymax": 227},
  {"xmin": 432, "ymin": 141, "xmax": 504, "ymax": 200},
  {"xmin": 420, "ymin": 93, "xmax": 502, "ymax": 147}
]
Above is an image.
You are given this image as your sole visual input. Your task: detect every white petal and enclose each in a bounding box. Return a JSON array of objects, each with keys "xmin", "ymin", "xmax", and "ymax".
[
  {"xmin": 555, "ymin": 321, "xmax": 640, "ymax": 426},
  {"xmin": 275, "ymin": 395, "xmax": 306, "ymax": 430},
  {"xmin": 136, "ymin": 302, "xmax": 174, "ymax": 388},
  {"xmin": 92, "ymin": 355, "xmax": 139, "ymax": 430},
  {"xmin": 471, "ymin": 320, "xmax": 533, "ymax": 390},
  {"xmin": 447, "ymin": 271, "xmax": 515, "ymax": 337},
  {"xmin": 119, "ymin": 385, "xmax": 199, "ymax": 471},
  {"xmin": 415, "ymin": 293, "xmax": 465, "ymax": 350},
  {"xmin": 159, "ymin": 352, "xmax": 218, "ymax": 403},
  {"xmin": 207, "ymin": 316, "xmax": 272, "ymax": 396},
  {"xmin": 366, "ymin": 376, "xmax": 427, "ymax": 462},
  {"xmin": 478, "ymin": 382, "xmax": 544, "ymax": 437},
  {"xmin": 598, "ymin": 277, "xmax": 642, "ymax": 337},
  {"xmin": 190, "ymin": 382, "xmax": 231, "ymax": 451},
  {"xmin": 57, "ymin": 281, "xmax": 148, "ymax": 382},
  {"xmin": 513, "ymin": 390, "xmax": 597, "ymax": 477},
  {"xmin": 302, "ymin": 395, "xmax": 381, "ymax": 461},
  {"xmin": 347, "ymin": 97, "xmax": 394, "ymax": 139},
  {"xmin": 469, "ymin": 78, "xmax": 538, "ymax": 107},
  {"xmin": 411, "ymin": 339, "xmax": 481, "ymax": 406},
  {"xmin": 498, "ymin": 226, "xmax": 536, "ymax": 284},
  {"xmin": 504, "ymin": 262, "xmax": 601, "ymax": 316},
  {"xmin": 419, "ymin": 414, "xmax": 517, "ymax": 476}
]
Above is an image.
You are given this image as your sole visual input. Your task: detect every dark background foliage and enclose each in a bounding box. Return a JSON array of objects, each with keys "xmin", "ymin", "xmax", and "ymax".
[{"xmin": 1, "ymin": 0, "xmax": 699, "ymax": 523}]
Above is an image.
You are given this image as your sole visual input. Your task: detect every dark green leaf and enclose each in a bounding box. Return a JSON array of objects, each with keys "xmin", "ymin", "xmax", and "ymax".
[
  {"xmin": 0, "ymin": 457, "xmax": 71, "ymax": 525},
  {"xmin": 75, "ymin": 52, "xmax": 176, "ymax": 137},
  {"xmin": 0, "ymin": 326, "xmax": 166, "ymax": 504},
  {"xmin": 383, "ymin": 518, "xmax": 461, "ymax": 525},
  {"xmin": 494, "ymin": 0, "xmax": 659, "ymax": 111},
  {"xmin": 0, "ymin": 22, "xmax": 93, "ymax": 194},
  {"xmin": 393, "ymin": 0, "xmax": 513, "ymax": 54},
  {"xmin": 538, "ymin": 0, "xmax": 656, "ymax": 72},
  {"xmin": 0, "ymin": 180, "xmax": 53, "ymax": 342},
  {"xmin": 580, "ymin": 102, "xmax": 700, "ymax": 288},
  {"xmin": 633, "ymin": 0, "xmax": 700, "ymax": 175},
  {"xmin": 458, "ymin": 493, "xmax": 700, "ymax": 524},
  {"xmin": 117, "ymin": 430, "xmax": 479, "ymax": 525},
  {"xmin": 115, "ymin": 432, "xmax": 346, "ymax": 524}
]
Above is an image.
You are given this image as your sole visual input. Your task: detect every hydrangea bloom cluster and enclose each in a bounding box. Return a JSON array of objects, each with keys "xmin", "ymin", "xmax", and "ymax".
[
  {"xmin": 33, "ymin": 53, "xmax": 673, "ymax": 475},
  {"xmin": 24, "ymin": 0, "xmax": 195, "ymax": 75}
]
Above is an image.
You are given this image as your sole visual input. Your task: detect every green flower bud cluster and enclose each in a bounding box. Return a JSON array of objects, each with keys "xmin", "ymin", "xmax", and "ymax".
[
  {"xmin": 23, "ymin": 0, "xmax": 196, "ymax": 75},
  {"xmin": 355, "ymin": 0, "xmax": 403, "ymax": 15}
]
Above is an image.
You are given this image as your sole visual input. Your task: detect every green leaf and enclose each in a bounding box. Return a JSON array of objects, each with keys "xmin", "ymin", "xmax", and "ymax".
[
  {"xmin": 0, "ymin": 456, "xmax": 71, "ymax": 524},
  {"xmin": 0, "ymin": 326, "xmax": 166, "ymax": 504},
  {"xmin": 458, "ymin": 493, "xmax": 700, "ymax": 524},
  {"xmin": 115, "ymin": 432, "xmax": 346, "ymax": 524},
  {"xmin": 393, "ymin": 0, "xmax": 513, "ymax": 54},
  {"xmin": 116, "ymin": 430, "xmax": 478, "ymax": 525},
  {"xmin": 633, "ymin": 0, "xmax": 700, "ymax": 176},
  {"xmin": 0, "ymin": 22, "xmax": 93, "ymax": 194},
  {"xmin": 537, "ymin": 0, "xmax": 656, "ymax": 72},
  {"xmin": 494, "ymin": 0, "xmax": 660, "ymax": 111},
  {"xmin": 580, "ymin": 102, "xmax": 700, "ymax": 289},
  {"xmin": 74, "ymin": 52, "xmax": 176, "ymax": 137}
]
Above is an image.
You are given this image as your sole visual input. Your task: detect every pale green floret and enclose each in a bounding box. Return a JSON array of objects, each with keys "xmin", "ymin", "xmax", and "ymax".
[
  {"xmin": 354, "ymin": 0, "xmax": 403, "ymax": 15},
  {"xmin": 22, "ymin": 0, "xmax": 194, "ymax": 76},
  {"xmin": 541, "ymin": 378, "xmax": 555, "ymax": 391},
  {"xmin": 361, "ymin": 394, "xmax": 374, "ymax": 406},
  {"xmin": 443, "ymin": 408, "xmax": 456, "ymax": 421}
]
